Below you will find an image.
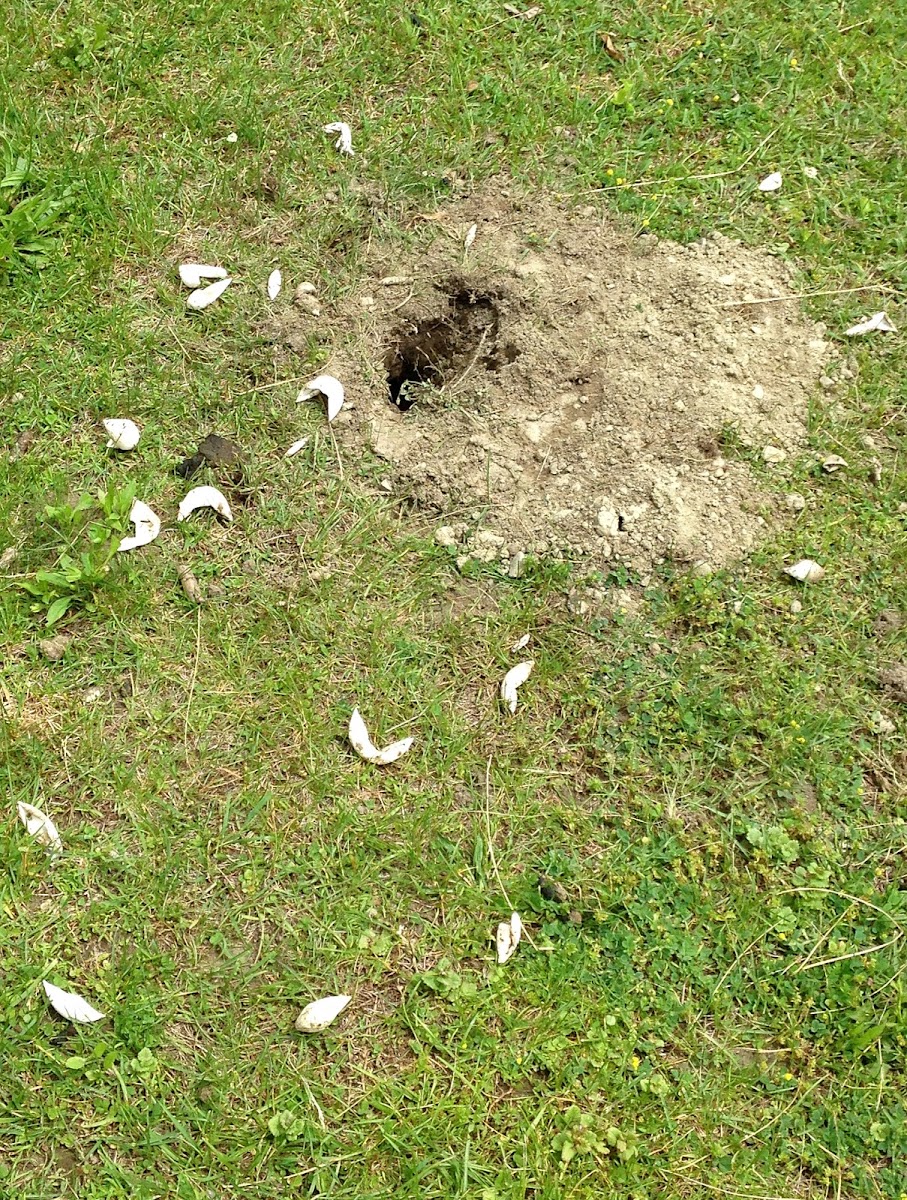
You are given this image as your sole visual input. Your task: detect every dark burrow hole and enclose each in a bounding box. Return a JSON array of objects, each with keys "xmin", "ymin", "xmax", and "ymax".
[{"xmin": 384, "ymin": 284, "xmax": 520, "ymax": 410}]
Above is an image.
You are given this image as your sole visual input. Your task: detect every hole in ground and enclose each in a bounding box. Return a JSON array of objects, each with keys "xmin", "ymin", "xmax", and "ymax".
[{"xmin": 384, "ymin": 283, "xmax": 519, "ymax": 410}]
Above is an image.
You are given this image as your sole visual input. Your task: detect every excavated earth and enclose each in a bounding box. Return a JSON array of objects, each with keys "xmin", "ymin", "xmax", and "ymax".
[{"xmin": 267, "ymin": 182, "xmax": 833, "ymax": 572}]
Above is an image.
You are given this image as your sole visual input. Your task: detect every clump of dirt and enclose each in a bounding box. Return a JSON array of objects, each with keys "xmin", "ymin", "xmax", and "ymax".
[
  {"xmin": 271, "ymin": 183, "xmax": 834, "ymax": 570},
  {"xmin": 879, "ymin": 665, "xmax": 907, "ymax": 705}
]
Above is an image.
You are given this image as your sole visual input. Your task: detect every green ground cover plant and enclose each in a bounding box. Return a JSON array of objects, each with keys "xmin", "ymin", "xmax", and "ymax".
[{"xmin": 1, "ymin": 2, "xmax": 905, "ymax": 1197}]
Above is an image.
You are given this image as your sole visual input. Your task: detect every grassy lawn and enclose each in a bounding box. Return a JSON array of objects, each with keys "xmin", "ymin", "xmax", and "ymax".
[{"xmin": 2, "ymin": 1, "xmax": 906, "ymax": 1197}]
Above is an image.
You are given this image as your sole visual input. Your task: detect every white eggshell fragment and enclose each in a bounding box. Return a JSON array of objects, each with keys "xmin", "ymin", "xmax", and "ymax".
[
  {"xmin": 187, "ymin": 278, "xmax": 232, "ymax": 310},
  {"xmin": 845, "ymin": 312, "xmax": 896, "ymax": 336},
  {"xmin": 295, "ymin": 994, "xmax": 351, "ymax": 1032},
  {"xmin": 179, "ymin": 263, "xmax": 228, "ymax": 288},
  {"xmin": 784, "ymin": 559, "xmax": 825, "ymax": 583},
  {"xmin": 267, "ymin": 269, "xmax": 282, "ymax": 300},
  {"xmin": 117, "ymin": 500, "xmax": 161, "ymax": 553},
  {"xmin": 511, "ymin": 633, "xmax": 531, "ymax": 653},
  {"xmin": 103, "ymin": 418, "xmax": 141, "ymax": 451},
  {"xmin": 42, "ymin": 980, "xmax": 105, "ymax": 1024},
  {"xmin": 323, "ymin": 121, "xmax": 354, "ymax": 156},
  {"xmin": 464, "ymin": 223, "xmax": 477, "ymax": 251},
  {"xmin": 17, "ymin": 801, "xmax": 62, "ymax": 852},
  {"xmin": 284, "ymin": 436, "xmax": 310, "ymax": 458},
  {"xmin": 297, "ymin": 374, "xmax": 345, "ymax": 423},
  {"xmin": 348, "ymin": 708, "xmax": 414, "ymax": 765},
  {"xmin": 758, "ymin": 171, "xmax": 783, "ymax": 192},
  {"xmin": 496, "ymin": 912, "xmax": 522, "ymax": 964},
  {"xmin": 500, "ymin": 660, "xmax": 534, "ymax": 714},
  {"xmin": 177, "ymin": 486, "xmax": 233, "ymax": 523},
  {"xmin": 821, "ymin": 454, "xmax": 848, "ymax": 473}
]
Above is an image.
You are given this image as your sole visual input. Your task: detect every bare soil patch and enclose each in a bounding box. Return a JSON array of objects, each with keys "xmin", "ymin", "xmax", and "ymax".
[{"xmin": 268, "ymin": 182, "xmax": 833, "ymax": 571}]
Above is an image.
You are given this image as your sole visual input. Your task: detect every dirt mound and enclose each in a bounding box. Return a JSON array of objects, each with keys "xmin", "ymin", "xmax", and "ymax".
[{"xmin": 272, "ymin": 183, "xmax": 833, "ymax": 571}]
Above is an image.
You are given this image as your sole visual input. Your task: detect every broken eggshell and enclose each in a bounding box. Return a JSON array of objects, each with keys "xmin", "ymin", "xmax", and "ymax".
[
  {"xmin": 821, "ymin": 454, "xmax": 848, "ymax": 473},
  {"xmin": 758, "ymin": 171, "xmax": 783, "ymax": 192},
  {"xmin": 177, "ymin": 486, "xmax": 233, "ymax": 523},
  {"xmin": 42, "ymin": 980, "xmax": 104, "ymax": 1024},
  {"xmin": 186, "ymin": 278, "xmax": 232, "ymax": 310},
  {"xmin": 500, "ymin": 660, "xmax": 534, "ymax": 714},
  {"xmin": 284, "ymin": 436, "xmax": 310, "ymax": 458},
  {"xmin": 17, "ymin": 801, "xmax": 62, "ymax": 852},
  {"xmin": 323, "ymin": 121, "xmax": 353, "ymax": 156},
  {"xmin": 784, "ymin": 559, "xmax": 825, "ymax": 584},
  {"xmin": 464, "ymin": 223, "xmax": 477, "ymax": 251},
  {"xmin": 295, "ymin": 994, "xmax": 351, "ymax": 1032},
  {"xmin": 496, "ymin": 912, "xmax": 523, "ymax": 964},
  {"xmin": 845, "ymin": 312, "xmax": 896, "ymax": 337},
  {"xmin": 179, "ymin": 263, "xmax": 228, "ymax": 289},
  {"xmin": 297, "ymin": 374, "xmax": 345, "ymax": 423},
  {"xmin": 267, "ymin": 269, "xmax": 282, "ymax": 300},
  {"xmin": 103, "ymin": 418, "xmax": 140, "ymax": 451},
  {"xmin": 348, "ymin": 708, "xmax": 414, "ymax": 765},
  {"xmin": 117, "ymin": 500, "xmax": 161, "ymax": 553}
]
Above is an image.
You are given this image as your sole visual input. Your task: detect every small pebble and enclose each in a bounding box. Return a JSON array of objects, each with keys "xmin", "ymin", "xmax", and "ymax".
[
  {"xmin": 508, "ymin": 551, "xmax": 526, "ymax": 579},
  {"xmin": 790, "ymin": 599, "xmax": 803, "ymax": 614},
  {"xmin": 39, "ymin": 635, "xmax": 71, "ymax": 662},
  {"xmin": 295, "ymin": 292, "xmax": 321, "ymax": 316},
  {"xmin": 869, "ymin": 711, "xmax": 896, "ymax": 737}
]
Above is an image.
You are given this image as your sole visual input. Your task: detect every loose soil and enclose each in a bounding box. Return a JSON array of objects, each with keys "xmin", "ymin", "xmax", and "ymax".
[{"xmin": 268, "ymin": 182, "xmax": 834, "ymax": 571}]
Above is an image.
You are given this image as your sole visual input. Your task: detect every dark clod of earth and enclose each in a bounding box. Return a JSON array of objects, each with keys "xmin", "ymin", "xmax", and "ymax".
[
  {"xmin": 177, "ymin": 432, "xmax": 244, "ymax": 480},
  {"xmin": 385, "ymin": 281, "xmax": 519, "ymax": 410}
]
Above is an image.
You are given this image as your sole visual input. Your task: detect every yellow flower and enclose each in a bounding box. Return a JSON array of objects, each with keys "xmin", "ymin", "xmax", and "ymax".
[
  {"xmin": 790, "ymin": 56, "xmax": 798, "ymax": 66},
  {"xmin": 783, "ymin": 1072, "xmax": 794, "ymax": 1081},
  {"xmin": 712, "ymin": 94, "xmax": 720, "ymax": 101},
  {"xmin": 665, "ymin": 98, "xmax": 674, "ymax": 107},
  {"xmin": 642, "ymin": 218, "xmax": 650, "ymax": 227},
  {"xmin": 617, "ymin": 176, "xmax": 625, "ymax": 184},
  {"xmin": 606, "ymin": 168, "xmax": 614, "ymax": 176},
  {"xmin": 631, "ymin": 1055, "xmax": 641, "ymax": 1070}
]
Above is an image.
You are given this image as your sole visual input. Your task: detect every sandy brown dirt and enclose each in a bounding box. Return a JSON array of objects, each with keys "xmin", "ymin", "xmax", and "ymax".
[{"xmin": 268, "ymin": 182, "xmax": 833, "ymax": 571}]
